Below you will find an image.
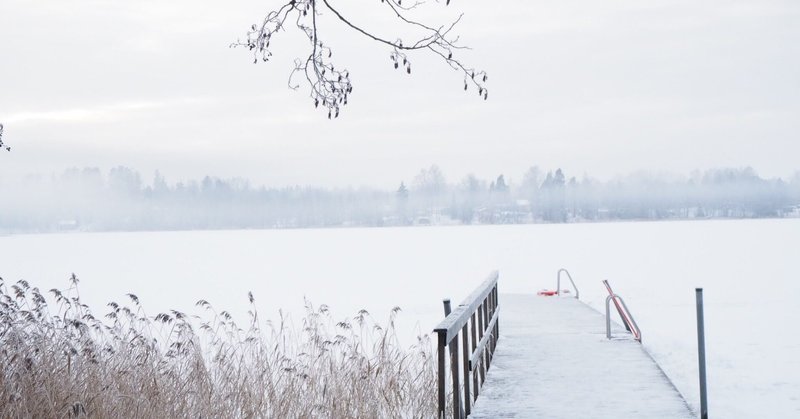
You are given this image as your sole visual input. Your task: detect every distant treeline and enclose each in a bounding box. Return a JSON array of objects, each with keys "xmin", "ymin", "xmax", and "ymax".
[{"xmin": 1, "ymin": 165, "xmax": 799, "ymax": 232}]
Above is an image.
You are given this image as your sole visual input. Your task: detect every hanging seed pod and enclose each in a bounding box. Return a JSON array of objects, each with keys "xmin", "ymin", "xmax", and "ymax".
[
  {"xmin": 407, "ymin": 66, "xmax": 411, "ymax": 74},
  {"xmin": 484, "ymin": 91, "xmax": 488, "ymax": 100},
  {"xmin": 483, "ymin": 74, "xmax": 487, "ymax": 82},
  {"xmin": 394, "ymin": 62, "xmax": 399, "ymax": 69},
  {"xmin": 464, "ymin": 82, "xmax": 468, "ymax": 91}
]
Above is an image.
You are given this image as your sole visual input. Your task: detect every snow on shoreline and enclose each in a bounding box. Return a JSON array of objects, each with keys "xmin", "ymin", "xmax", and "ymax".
[{"xmin": 1, "ymin": 218, "xmax": 797, "ymax": 417}]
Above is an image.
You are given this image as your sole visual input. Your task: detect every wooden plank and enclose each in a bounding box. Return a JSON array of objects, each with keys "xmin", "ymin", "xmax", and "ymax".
[{"xmin": 433, "ymin": 271, "xmax": 498, "ymax": 341}]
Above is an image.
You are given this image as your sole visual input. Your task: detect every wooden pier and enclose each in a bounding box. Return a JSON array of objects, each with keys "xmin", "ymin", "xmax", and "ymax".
[{"xmin": 435, "ymin": 274, "xmax": 693, "ymax": 418}]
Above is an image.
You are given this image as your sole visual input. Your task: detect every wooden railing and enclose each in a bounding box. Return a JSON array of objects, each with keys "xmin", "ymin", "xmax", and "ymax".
[{"xmin": 433, "ymin": 271, "xmax": 499, "ymax": 419}]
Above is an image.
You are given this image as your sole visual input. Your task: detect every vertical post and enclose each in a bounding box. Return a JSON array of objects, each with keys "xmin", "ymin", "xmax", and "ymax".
[
  {"xmin": 438, "ymin": 299, "xmax": 451, "ymax": 418},
  {"xmin": 490, "ymin": 290, "xmax": 497, "ymax": 354},
  {"xmin": 492, "ymin": 284, "xmax": 500, "ymax": 356},
  {"xmin": 696, "ymin": 288, "xmax": 708, "ymax": 419},
  {"xmin": 482, "ymin": 298, "xmax": 491, "ymax": 370},
  {"xmin": 437, "ymin": 331, "xmax": 446, "ymax": 419},
  {"xmin": 470, "ymin": 312, "xmax": 479, "ymax": 401},
  {"xmin": 605, "ymin": 295, "xmax": 612, "ymax": 340},
  {"xmin": 493, "ymin": 286, "xmax": 499, "ymax": 351},
  {"xmin": 461, "ymin": 324, "xmax": 471, "ymax": 415},
  {"xmin": 477, "ymin": 302, "xmax": 486, "ymax": 384},
  {"xmin": 450, "ymin": 336, "xmax": 461, "ymax": 419}
]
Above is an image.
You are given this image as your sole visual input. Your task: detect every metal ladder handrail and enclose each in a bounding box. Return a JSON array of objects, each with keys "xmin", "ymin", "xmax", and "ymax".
[
  {"xmin": 556, "ymin": 268, "xmax": 579, "ymax": 299},
  {"xmin": 605, "ymin": 292, "xmax": 642, "ymax": 342}
]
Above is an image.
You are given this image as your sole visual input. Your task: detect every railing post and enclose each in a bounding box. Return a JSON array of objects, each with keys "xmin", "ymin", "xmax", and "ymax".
[
  {"xmin": 477, "ymin": 301, "xmax": 486, "ymax": 384},
  {"xmin": 437, "ymin": 331, "xmax": 446, "ymax": 419},
  {"xmin": 482, "ymin": 297, "xmax": 491, "ymax": 370},
  {"xmin": 450, "ymin": 335, "xmax": 461, "ymax": 419},
  {"xmin": 462, "ymin": 323, "xmax": 471, "ymax": 415},
  {"xmin": 439, "ymin": 299, "xmax": 451, "ymax": 419},
  {"xmin": 696, "ymin": 288, "xmax": 708, "ymax": 419},
  {"xmin": 470, "ymin": 312, "xmax": 479, "ymax": 401},
  {"xmin": 492, "ymin": 284, "xmax": 500, "ymax": 356},
  {"xmin": 433, "ymin": 272, "xmax": 499, "ymax": 418}
]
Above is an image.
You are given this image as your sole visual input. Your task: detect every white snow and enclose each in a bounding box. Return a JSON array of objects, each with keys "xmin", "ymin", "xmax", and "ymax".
[
  {"xmin": 0, "ymin": 218, "xmax": 798, "ymax": 417},
  {"xmin": 469, "ymin": 295, "xmax": 692, "ymax": 418}
]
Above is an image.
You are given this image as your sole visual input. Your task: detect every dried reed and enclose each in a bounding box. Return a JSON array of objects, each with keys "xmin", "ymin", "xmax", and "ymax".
[{"xmin": 0, "ymin": 274, "xmax": 437, "ymax": 418}]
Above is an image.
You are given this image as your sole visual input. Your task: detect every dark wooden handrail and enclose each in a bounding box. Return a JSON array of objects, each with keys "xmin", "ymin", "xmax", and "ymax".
[{"xmin": 433, "ymin": 271, "xmax": 499, "ymax": 419}]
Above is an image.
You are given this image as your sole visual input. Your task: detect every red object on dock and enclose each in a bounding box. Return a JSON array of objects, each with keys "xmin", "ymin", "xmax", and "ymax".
[{"xmin": 537, "ymin": 289, "xmax": 558, "ymax": 296}]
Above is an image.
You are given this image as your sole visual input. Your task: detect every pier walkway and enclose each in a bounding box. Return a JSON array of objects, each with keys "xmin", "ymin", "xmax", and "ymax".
[{"xmin": 468, "ymin": 294, "xmax": 693, "ymax": 418}]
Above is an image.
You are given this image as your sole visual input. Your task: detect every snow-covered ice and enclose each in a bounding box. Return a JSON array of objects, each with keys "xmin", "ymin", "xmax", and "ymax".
[
  {"xmin": 0, "ymin": 218, "xmax": 797, "ymax": 417},
  {"xmin": 469, "ymin": 294, "xmax": 692, "ymax": 418}
]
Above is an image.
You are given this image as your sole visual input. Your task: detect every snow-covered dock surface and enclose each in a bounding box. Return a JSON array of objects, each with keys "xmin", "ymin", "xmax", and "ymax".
[{"xmin": 469, "ymin": 294, "xmax": 693, "ymax": 418}]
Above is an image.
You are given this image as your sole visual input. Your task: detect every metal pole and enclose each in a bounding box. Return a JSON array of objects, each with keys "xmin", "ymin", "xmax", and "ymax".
[
  {"xmin": 696, "ymin": 288, "xmax": 708, "ymax": 419},
  {"xmin": 605, "ymin": 295, "xmax": 612, "ymax": 339},
  {"xmin": 443, "ymin": 299, "xmax": 452, "ymax": 316}
]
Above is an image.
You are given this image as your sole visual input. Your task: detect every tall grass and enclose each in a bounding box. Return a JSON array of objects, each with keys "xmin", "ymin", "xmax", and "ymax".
[{"xmin": 0, "ymin": 274, "xmax": 437, "ymax": 418}]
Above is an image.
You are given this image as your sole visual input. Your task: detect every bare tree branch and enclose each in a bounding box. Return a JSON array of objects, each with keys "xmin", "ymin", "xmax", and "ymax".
[
  {"xmin": 232, "ymin": 0, "xmax": 487, "ymax": 118},
  {"xmin": 0, "ymin": 124, "xmax": 9, "ymax": 152}
]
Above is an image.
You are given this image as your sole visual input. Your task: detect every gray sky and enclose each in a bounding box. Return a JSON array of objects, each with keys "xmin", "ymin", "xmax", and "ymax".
[{"xmin": 1, "ymin": 0, "xmax": 798, "ymax": 187}]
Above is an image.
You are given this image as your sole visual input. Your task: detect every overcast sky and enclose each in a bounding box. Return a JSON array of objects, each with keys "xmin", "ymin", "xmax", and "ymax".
[{"xmin": 1, "ymin": 0, "xmax": 798, "ymax": 187}]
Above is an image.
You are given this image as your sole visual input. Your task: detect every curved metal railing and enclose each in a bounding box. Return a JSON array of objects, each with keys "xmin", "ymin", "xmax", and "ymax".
[
  {"xmin": 556, "ymin": 268, "xmax": 579, "ymax": 299},
  {"xmin": 603, "ymin": 280, "xmax": 642, "ymax": 342}
]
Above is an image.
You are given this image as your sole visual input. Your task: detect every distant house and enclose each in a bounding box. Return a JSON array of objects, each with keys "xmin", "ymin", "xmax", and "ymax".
[
  {"xmin": 57, "ymin": 220, "xmax": 79, "ymax": 231},
  {"xmin": 784, "ymin": 205, "xmax": 800, "ymax": 218}
]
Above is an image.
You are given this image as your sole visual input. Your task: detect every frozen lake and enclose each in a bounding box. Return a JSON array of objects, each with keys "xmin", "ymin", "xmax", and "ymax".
[{"xmin": 1, "ymin": 219, "xmax": 798, "ymax": 417}]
